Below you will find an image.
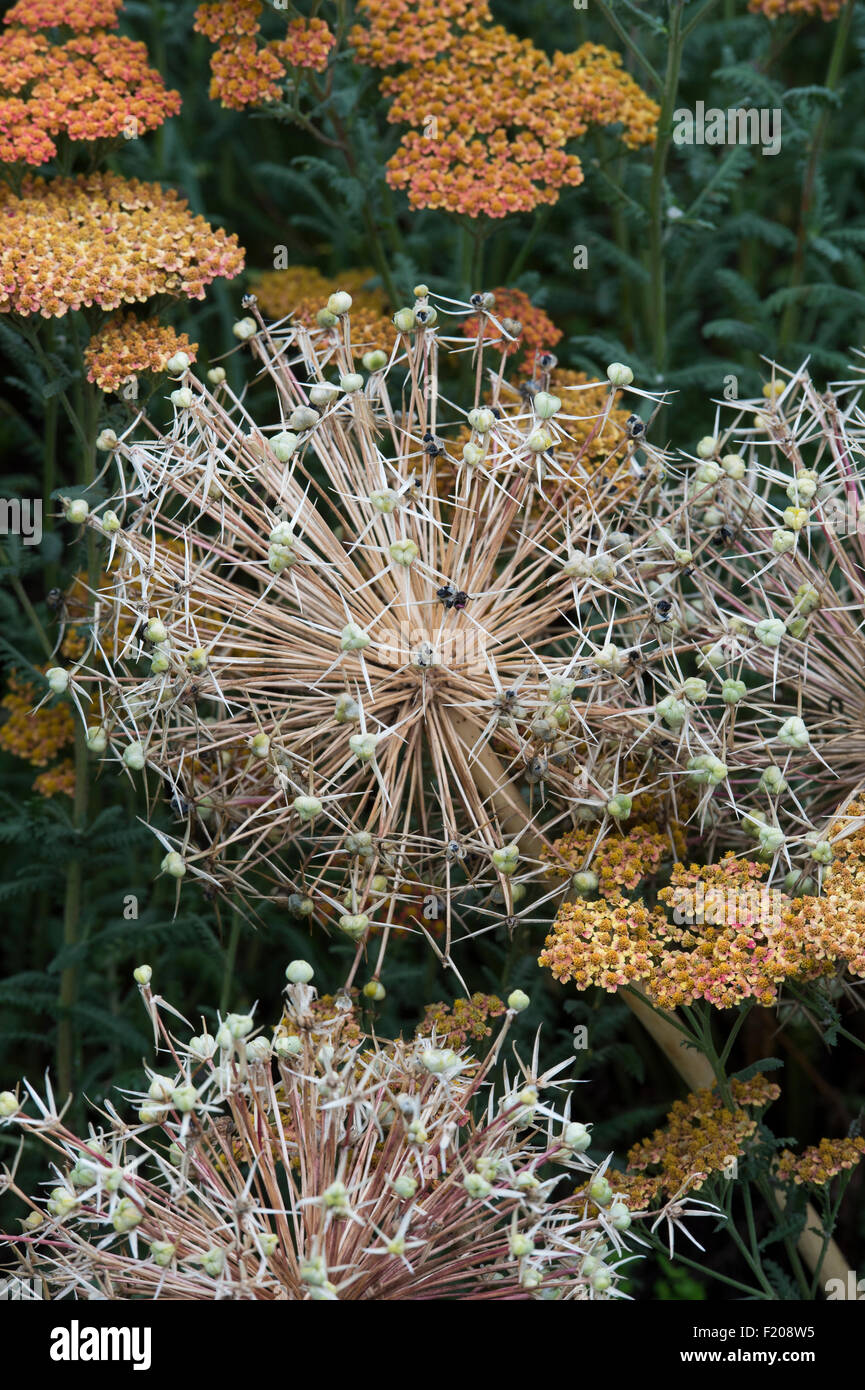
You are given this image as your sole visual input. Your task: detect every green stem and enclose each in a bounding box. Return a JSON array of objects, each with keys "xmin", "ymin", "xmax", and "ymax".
[
  {"xmin": 595, "ymin": 0, "xmax": 662, "ymax": 89},
  {"xmin": 503, "ymin": 207, "xmax": 549, "ymax": 284},
  {"xmin": 0, "ymin": 547, "xmax": 53, "ymax": 659},
  {"xmin": 645, "ymin": 0, "xmax": 685, "ymax": 378},
  {"xmin": 57, "ymin": 381, "xmax": 99, "ymax": 1104},
  {"xmin": 221, "ymin": 903, "xmax": 243, "ymax": 1015},
  {"xmin": 778, "ymin": 0, "xmax": 856, "ymax": 349},
  {"xmin": 58, "ymin": 720, "xmax": 88, "ymax": 1101}
]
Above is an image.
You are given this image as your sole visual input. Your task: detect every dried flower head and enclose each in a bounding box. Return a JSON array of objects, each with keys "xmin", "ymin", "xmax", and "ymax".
[
  {"xmin": 0, "ymin": 974, "xmax": 703, "ymax": 1300},
  {"xmin": 69, "ymin": 288, "xmax": 668, "ymax": 985},
  {"xmin": 776, "ymin": 1136, "xmax": 865, "ymax": 1186}
]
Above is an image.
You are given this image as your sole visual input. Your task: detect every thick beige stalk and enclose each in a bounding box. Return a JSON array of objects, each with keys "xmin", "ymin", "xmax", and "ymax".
[{"xmin": 449, "ymin": 708, "xmax": 850, "ymax": 1287}]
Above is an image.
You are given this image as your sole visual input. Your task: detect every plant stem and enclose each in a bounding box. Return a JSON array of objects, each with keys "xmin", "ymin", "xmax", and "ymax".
[
  {"xmin": 57, "ymin": 381, "xmax": 98, "ymax": 1104},
  {"xmin": 645, "ymin": 0, "xmax": 685, "ymax": 378},
  {"xmin": 221, "ymin": 901, "xmax": 243, "ymax": 1015},
  {"xmin": 778, "ymin": 0, "xmax": 855, "ymax": 349},
  {"xmin": 58, "ymin": 720, "xmax": 88, "ymax": 1102}
]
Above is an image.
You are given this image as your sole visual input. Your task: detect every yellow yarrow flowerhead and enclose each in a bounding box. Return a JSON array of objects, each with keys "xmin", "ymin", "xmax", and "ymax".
[
  {"xmin": 0, "ymin": 174, "xmax": 244, "ymax": 318},
  {"xmin": 776, "ymin": 1137, "xmax": 865, "ymax": 1187}
]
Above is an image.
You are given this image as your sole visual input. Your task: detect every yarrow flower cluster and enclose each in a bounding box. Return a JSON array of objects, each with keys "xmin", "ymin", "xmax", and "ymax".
[
  {"xmin": 0, "ymin": 0, "xmax": 181, "ymax": 166},
  {"xmin": 540, "ymin": 855, "xmax": 847, "ymax": 1010},
  {"xmin": 624, "ymin": 1075, "xmax": 782, "ymax": 1200},
  {"xmin": 84, "ymin": 315, "xmax": 198, "ymax": 392},
  {"xmin": 4, "ymin": 0, "xmax": 124, "ymax": 29},
  {"xmin": 0, "ymin": 672, "xmax": 74, "ymax": 797},
  {"xmin": 194, "ymin": 1, "xmax": 335, "ymax": 109},
  {"xmin": 417, "ymin": 993, "xmax": 506, "ymax": 1049},
  {"xmin": 0, "ymin": 969, "xmax": 708, "ymax": 1300},
  {"xmin": 543, "ymin": 820, "xmax": 682, "ymax": 897},
  {"xmin": 0, "ymin": 174, "xmax": 244, "ymax": 317},
  {"xmin": 352, "ymin": 4, "xmax": 659, "ymax": 217},
  {"xmin": 748, "ymin": 0, "xmax": 843, "ymax": 19}
]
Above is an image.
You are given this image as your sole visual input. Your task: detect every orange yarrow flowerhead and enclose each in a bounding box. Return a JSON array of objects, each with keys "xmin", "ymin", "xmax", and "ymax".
[
  {"xmin": 352, "ymin": 6, "xmax": 658, "ymax": 217},
  {"xmin": 194, "ymin": 1, "xmax": 335, "ymax": 109},
  {"xmin": 0, "ymin": 174, "xmax": 244, "ymax": 318},
  {"xmin": 0, "ymin": 2, "xmax": 181, "ymax": 166},
  {"xmin": 749, "ymin": 0, "xmax": 842, "ymax": 18}
]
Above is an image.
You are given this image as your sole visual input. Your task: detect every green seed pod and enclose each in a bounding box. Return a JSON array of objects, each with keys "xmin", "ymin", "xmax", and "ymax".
[
  {"xmin": 161, "ymin": 850, "xmax": 186, "ymax": 879},
  {"xmin": 468, "ymin": 407, "xmax": 494, "ymax": 433},
  {"xmin": 760, "ymin": 765, "xmax": 787, "ymax": 794},
  {"xmin": 288, "ymin": 405, "xmax": 319, "ymax": 432},
  {"xmin": 721, "ymin": 679, "xmax": 747, "ymax": 705},
  {"xmin": 185, "ymin": 646, "xmax": 208, "ymax": 673},
  {"xmin": 606, "ymin": 362, "xmax": 633, "ymax": 387},
  {"xmin": 270, "ymin": 430, "xmax": 299, "ymax": 461},
  {"xmin": 491, "ymin": 844, "xmax": 519, "ymax": 875},
  {"xmin": 526, "ymin": 428, "xmax": 552, "ymax": 453},
  {"xmin": 589, "ymin": 1174, "xmax": 613, "ymax": 1206},
  {"xmin": 327, "ymin": 291, "xmax": 352, "ymax": 317},
  {"xmin": 606, "ymin": 793, "xmax": 633, "ymax": 820},
  {"xmin": 572, "ymin": 870, "xmax": 599, "ymax": 895},
  {"xmin": 349, "ymin": 732, "xmax": 377, "ymax": 761},
  {"xmin": 362, "ymin": 349, "xmax": 388, "ymax": 372},
  {"xmin": 656, "ymin": 694, "xmax": 688, "ymax": 729},
  {"xmin": 389, "ymin": 539, "xmax": 419, "ymax": 567},
  {"xmin": 64, "ymin": 498, "xmax": 89, "ymax": 525},
  {"xmin": 681, "ymin": 677, "xmax": 708, "ymax": 703},
  {"xmin": 334, "ymin": 693, "xmax": 359, "ymax": 723},
  {"xmin": 309, "ymin": 383, "xmax": 340, "ymax": 407},
  {"xmin": 687, "ymin": 754, "xmax": 727, "ymax": 786},
  {"xmin": 338, "ymin": 912, "xmax": 369, "ymax": 940},
  {"xmin": 720, "ymin": 454, "xmax": 746, "ymax": 479},
  {"xmin": 340, "ymin": 622, "xmax": 370, "ymax": 651},
  {"xmin": 123, "ymin": 741, "xmax": 146, "ymax": 771},
  {"xmin": 533, "ymin": 391, "xmax": 561, "ymax": 419},
  {"xmin": 778, "ymin": 716, "xmax": 809, "ymax": 749}
]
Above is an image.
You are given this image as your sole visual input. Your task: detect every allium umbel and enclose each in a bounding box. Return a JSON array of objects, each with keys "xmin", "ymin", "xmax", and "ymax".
[{"xmin": 0, "ymin": 975, "xmax": 710, "ymax": 1300}]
